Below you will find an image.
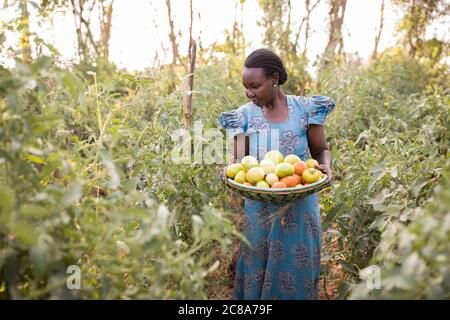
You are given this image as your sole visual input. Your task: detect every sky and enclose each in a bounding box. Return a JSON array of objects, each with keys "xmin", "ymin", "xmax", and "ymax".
[{"xmin": 0, "ymin": 0, "xmax": 447, "ymax": 74}]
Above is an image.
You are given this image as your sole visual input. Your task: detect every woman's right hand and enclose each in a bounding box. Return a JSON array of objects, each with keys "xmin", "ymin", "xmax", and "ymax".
[{"xmin": 315, "ymin": 164, "xmax": 333, "ymax": 188}]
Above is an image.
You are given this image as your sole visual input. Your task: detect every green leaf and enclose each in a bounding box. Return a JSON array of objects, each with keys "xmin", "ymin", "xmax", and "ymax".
[
  {"xmin": 368, "ymin": 161, "xmax": 387, "ymax": 174},
  {"xmin": 40, "ymin": 160, "xmax": 61, "ymax": 181},
  {"xmin": 63, "ymin": 74, "xmax": 77, "ymax": 96},
  {"xmin": 0, "ymin": 250, "xmax": 6, "ymax": 270},
  {"xmin": 0, "ymin": 31, "xmax": 6, "ymax": 46},
  {"xmin": 19, "ymin": 204, "xmax": 53, "ymax": 219},
  {"xmin": 11, "ymin": 222, "xmax": 38, "ymax": 245},
  {"xmin": 25, "ymin": 154, "xmax": 45, "ymax": 164},
  {"xmin": 385, "ymin": 205, "xmax": 404, "ymax": 216},
  {"xmin": 31, "ymin": 56, "xmax": 53, "ymax": 74},
  {"xmin": 0, "ymin": 186, "xmax": 15, "ymax": 221},
  {"xmin": 368, "ymin": 169, "xmax": 388, "ymax": 191},
  {"xmin": 369, "ymin": 214, "xmax": 387, "ymax": 231},
  {"xmin": 43, "ymin": 42, "xmax": 60, "ymax": 56},
  {"xmin": 29, "ymin": 1, "xmax": 41, "ymax": 11},
  {"xmin": 337, "ymin": 259, "xmax": 358, "ymax": 275},
  {"xmin": 62, "ymin": 72, "xmax": 83, "ymax": 97},
  {"xmin": 30, "ymin": 245, "xmax": 48, "ymax": 280},
  {"xmin": 412, "ymin": 179, "xmax": 428, "ymax": 197},
  {"xmin": 0, "ymin": 185, "xmax": 16, "ymax": 225},
  {"xmin": 6, "ymin": 94, "xmax": 18, "ymax": 109}
]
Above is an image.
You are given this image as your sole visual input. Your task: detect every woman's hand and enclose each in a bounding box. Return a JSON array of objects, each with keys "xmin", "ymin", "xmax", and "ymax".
[
  {"xmin": 315, "ymin": 164, "xmax": 333, "ymax": 188},
  {"xmin": 307, "ymin": 125, "xmax": 333, "ymax": 188}
]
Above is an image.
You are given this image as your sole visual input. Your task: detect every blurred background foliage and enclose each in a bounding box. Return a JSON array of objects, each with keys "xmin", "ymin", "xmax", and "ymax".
[{"xmin": 0, "ymin": 0, "xmax": 449, "ymax": 299}]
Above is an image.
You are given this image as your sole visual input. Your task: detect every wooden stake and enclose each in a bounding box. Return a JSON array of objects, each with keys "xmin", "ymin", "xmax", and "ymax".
[
  {"xmin": 183, "ymin": 41, "xmax": 196, "ymax": 129},
  {"xmin": 233, "ymin": 134, "xmax": 249, "ymax": 163}
]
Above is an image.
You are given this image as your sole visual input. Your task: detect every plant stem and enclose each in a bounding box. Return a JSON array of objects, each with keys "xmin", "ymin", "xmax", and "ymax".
[{"xmin": 93, "ymin": 73, "xmax": 103, "ymax": 136}]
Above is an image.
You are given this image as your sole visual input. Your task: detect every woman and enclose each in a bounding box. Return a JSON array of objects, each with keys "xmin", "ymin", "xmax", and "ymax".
[{"xmin": 219, "ymin": 48, "xmax": 335, "ymax": 300}]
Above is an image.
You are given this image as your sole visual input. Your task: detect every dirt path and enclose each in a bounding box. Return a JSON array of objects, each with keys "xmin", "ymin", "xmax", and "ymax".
[{"xmin": 206, "ymin": 243, "xmax": 343, "ymax": 300}]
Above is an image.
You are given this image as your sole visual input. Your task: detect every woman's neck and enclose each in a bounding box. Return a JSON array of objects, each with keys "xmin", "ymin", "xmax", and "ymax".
[{"xmin": 265, "ymin": 89, "xmax": 286, "ymax": 111}]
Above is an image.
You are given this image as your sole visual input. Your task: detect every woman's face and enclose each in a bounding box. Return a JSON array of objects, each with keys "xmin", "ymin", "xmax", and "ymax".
[{"xmin": 242, "ymin": 67, "xmax": 277, "ymax": 107}]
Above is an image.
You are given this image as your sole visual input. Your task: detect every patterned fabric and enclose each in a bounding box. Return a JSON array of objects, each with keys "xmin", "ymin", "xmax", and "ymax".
[
  {"xmin": 219, "ymin": 95, "xmax": 335, "ymax": 300},
  {"xmin": 280, "ymin": 130, "xmax": 301, "ymax": 155},
  {"xmin": 219, "ymin": 109, "xmax": 248, "ymax": 135}
]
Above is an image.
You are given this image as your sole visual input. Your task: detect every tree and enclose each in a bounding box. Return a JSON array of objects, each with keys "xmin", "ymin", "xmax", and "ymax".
[
  {"xmin": 393, "ymin": 0, "xmax": 450, "ymax": 58},
  {"xmin": 324, "ymin": 0, "xmax": 347, "ymax": 57},
  {"xmin": 99, "ymin": 0, "xmax": 114, "ymax": 62},
  {"xmin": 372, "ymin": 0, "xmax": 385, "ymax": 60},
  {"xmin": 165, "ymin": 0, "xmax": 180, "ymax": 66},
  {"xmin": 19, "ymin": 0, "xmax": 32, "ymax": 65},
  {"xmin": 208, "ymin": 0, "xmax": 246, "ymax": 79},
  {"xmin": 37, "ymin": 0, "xmax": 114, "ymax": 64},
  {"xmin": 70, "ymin": 0, "xmax": 98, "ymax": 61},
  {"xmin": 258, "ymin": 0, "xmax": 291, "ymax": 58},
  {"xmin": 318, "ymin": 0, "xmax": 347, "ymax": 73},
  {"xmin": 1, "ymin": 0, "xmax": 34, "ymax": 65},
  {"xmin": 293, "ymin": 0, "xmax": 321, "ymax": 56},
  {"xmin": 69, "ymin": 0, "xmax": 114, "ymax": 63},
  {"xmin": 256, "ymin": 0, "xmax": 313, "ymax": 95}
]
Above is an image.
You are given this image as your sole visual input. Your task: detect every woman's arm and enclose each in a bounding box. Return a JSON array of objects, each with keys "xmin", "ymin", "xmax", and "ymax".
[{"xmin": 307, "ymin": 124, "xmax": 333, "ymax": 185}]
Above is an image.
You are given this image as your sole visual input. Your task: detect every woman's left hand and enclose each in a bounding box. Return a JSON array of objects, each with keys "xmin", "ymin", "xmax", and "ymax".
[{"xmin": 315, "ymin": 164, "xmax": 333, "ymax": 187}]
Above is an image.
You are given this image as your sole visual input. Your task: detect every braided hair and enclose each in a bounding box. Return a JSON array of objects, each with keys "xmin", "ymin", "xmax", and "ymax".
[{"xmin": 244, "ymin": 48, "xmax": 288, "ymax": 85}]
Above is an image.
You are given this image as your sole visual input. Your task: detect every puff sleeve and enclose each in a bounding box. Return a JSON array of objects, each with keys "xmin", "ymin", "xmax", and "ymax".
[
  {"xmin": 306, "ymin": 95, "xmax": 336, "ymax": 126},
  {"xmin": 218, "ymin": 105, "xmax": 249, "ymax": 136}
]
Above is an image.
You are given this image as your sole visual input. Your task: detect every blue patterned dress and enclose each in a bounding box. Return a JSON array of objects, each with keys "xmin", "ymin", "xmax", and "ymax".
[{"xmin": 219, "ymin": 95, "xmax": 336, "ymax": 300}]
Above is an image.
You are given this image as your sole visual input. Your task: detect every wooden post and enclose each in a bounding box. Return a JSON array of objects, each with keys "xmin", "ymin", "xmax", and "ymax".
[
  {"xmin": 371, "ymin": 0, "xmax": 385, "ymax": 61},
  {"xmin": 184, "ymin": 41, "xmax": 196, "ymax": 129},
  {"xmin": 233, "ymin": 134, "xmax": 249, "ymax": 163},
  {"xmin": 20, "ymin": 0, "xmax": 32, "ymax": 65}
]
